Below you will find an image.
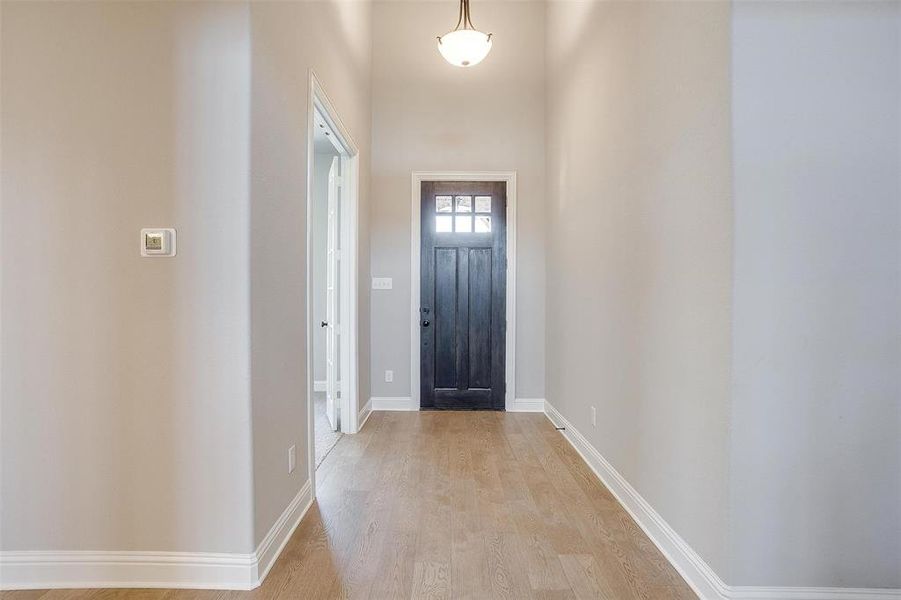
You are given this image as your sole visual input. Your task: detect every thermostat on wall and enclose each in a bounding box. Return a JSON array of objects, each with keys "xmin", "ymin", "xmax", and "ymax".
[{"xmin": 140, "ymin": 228, "xmax": 176, "ymax": 257}]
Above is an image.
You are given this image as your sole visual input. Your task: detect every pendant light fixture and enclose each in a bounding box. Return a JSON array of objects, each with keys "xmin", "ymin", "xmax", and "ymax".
[{"xmin": 437, "ymin": 0, "xmax": 492, "ymax": 68}]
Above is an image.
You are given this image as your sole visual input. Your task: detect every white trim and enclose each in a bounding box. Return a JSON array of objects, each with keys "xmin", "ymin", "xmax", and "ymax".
[
  {"xmin": 726, "ymin": 589, "xmax": 901, "ymax": 600},
  {"xmin": 357, "ymin": 398, "xmax": 373, "ymax": 430},
  {"xmin": 542, "ymin": 401, "xmax": 901, "ymax": 600},
  {"xmin": 370, "ymin": 396, "xmax": 417, "ymax": 411},
  {"xmin": 253, "ymin": 480, "xmax": 313, "ymax": 586},
  {"xmin": 509, "ymin": 398, "xmax": 545, "ymax": 413},
  {"xmin": 0, "ymin": 481, "xmax": 313, "ymax": 592},
  {"xmin": 410, "ymin": 171, "xmax": 517, "ymax": 411},
  {"xmin": 0, "ymin": 551, "xmax": 257, "ymax": 591},
  {"xmin": 306, "ymin": 70, "xmax": 362, "ymax": 502}
]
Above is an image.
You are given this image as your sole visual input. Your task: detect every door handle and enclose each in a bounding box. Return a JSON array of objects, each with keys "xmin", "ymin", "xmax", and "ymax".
[
  {"xmin": 321, "ymin": 321, "xmax": 328, "ymax": 328},
  {"xmin": 421, "ymin": 320, "xmax": 431, "ymax": 328}
]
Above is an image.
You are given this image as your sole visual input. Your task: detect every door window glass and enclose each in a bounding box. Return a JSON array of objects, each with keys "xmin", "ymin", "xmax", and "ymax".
[
  {"xmin": 434, "ymin": 194, "xmax": 492, "ymax": 233},
  {"xmin": 436, "ymin": 215, "xmax": 453, "ymax": 232},
  {"xmin": 474, "ymin": 216, "xmax": 492, "ymax": 232},
  {"xmin": 455, "ymin": 196, "xmax": 472, "ymax": 212},
  {"xmin": 455, "ymin": 215, "xmax": 473, "ymax": 232}
]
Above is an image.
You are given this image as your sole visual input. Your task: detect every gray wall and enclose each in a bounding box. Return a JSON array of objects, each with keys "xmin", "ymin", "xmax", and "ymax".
[
  {"xmin": 729, "ymin": 0, "xmax": 901, "ymax": 587},
  {"xmin": 545, "ymin": 0, "xmax": 901, "ymax": 588},
  {"xmin": 250, "ymin": 0, "xmax": 372, "ymax": 546},
  {"xmin": 370, "ymin": 0, "xmax": 546, "ymax": 400},
  {"xmin": 1, "ymin": 0, "xmax": 374, "ymax": 556},
  {"xmin": 1, "ymin": 1, "xmax": 255, "ymax": 553},
  {"xmin": 544, "ymin": 0, "xmax": 734, "ymax": 577}
]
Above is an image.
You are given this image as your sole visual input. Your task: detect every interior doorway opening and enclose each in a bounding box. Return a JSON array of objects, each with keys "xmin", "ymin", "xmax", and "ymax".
[
  {"xmin": 306, "ymin": 72, "xmax": 361, "ymax": 489},
  {"xmin": 311, "ymin": 112, "xmax": 343, "ymax": 466}
]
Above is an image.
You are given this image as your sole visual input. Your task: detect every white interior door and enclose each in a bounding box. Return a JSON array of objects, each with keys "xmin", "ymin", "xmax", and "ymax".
[{"xmin": 325, "ymin": 156, "xmax": 340, "ymax": 431}]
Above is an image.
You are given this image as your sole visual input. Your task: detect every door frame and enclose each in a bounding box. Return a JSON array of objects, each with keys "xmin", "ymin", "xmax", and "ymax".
[
  {"xmin": 305, "ymin": 71, "xmax": 361, "ymax": 493},
  {"xmin": 410, "ymin": 171, "xmax": 517, "ymax": 411}
]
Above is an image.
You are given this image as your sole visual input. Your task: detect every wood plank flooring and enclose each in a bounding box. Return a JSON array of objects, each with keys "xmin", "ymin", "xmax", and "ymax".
[{"xmin": 2, "ymin": 411, "xmax": 697, "ymax": 600}]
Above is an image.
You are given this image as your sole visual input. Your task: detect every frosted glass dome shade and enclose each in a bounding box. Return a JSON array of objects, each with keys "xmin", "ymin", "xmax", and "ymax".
[{"xmin": 437, "ymin": 29, "xmax": 492, "ymax": 67}]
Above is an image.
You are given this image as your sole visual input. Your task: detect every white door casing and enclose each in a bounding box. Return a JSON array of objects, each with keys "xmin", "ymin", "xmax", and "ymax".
[
  {"xmin": 410, "ymin": 171, "xmax": 517, "ymax": 411},
  {"xmin": 306, "ymin": 70, "xmax": 361, "ymax": 499}
]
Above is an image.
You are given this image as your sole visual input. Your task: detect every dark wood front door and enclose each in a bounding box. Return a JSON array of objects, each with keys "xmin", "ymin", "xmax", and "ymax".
[{"xmin": 420, "ymin": 181, "xmax": 506, "ymax": 410}]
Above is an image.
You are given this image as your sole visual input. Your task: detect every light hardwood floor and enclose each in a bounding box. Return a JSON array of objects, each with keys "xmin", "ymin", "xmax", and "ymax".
[{"xmin": 2, "ymin": 411, "xmax": 697, "ymax": 600}]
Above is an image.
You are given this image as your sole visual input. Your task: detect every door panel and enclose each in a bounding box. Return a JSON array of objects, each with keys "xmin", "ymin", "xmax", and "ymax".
[
  {"xmin": 325, "ymin": 156, "xmax": 339, "ymax": 431},
  {"xmin": 434, "ymin": 247, "xmax": 458, "ymax": 389},
  {"xmin": 420, "ymin": 181, "xmax": 506, "ymax": 410},
  {"xmin": 468, "ymin": 248, "xmax": 492, "ymax": 389}
]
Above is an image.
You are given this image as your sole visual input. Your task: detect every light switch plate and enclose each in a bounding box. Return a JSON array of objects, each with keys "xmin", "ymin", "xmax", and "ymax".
[
  {"xmin": 372, "ymin": 277, "xmax": 392, "ymax": 290},
  {"xmin": 141, "ymin": 228, "xmax": 177, "ymax": 257}
]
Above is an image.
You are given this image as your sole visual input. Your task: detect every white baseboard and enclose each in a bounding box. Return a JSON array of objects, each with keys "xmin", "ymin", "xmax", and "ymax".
[
  {"xmin": 370, "ymin": 396, "xmax": 417, "ymax": 411},
  {"xmin": 542, "ymin": 401, "xmax": 901, "ymax": 600},
  {"xmin": 253, "ymin": 479, "xmax": 313, "ymax": 586},
  {"xmin": 370, "ymin": 397, "xmax": 545, "ymax": 413},
  {"xmin": 0, "ymin": 480, "xmax": 313, "ymax": 592},
  {"xmin": 358, "ymin": 398, "xmax": 373, "ymax": 429},
  {"xmin": 726, "ymin": 589, "xmax": 901, "ymax": 600},
  {"xmin": 508, "ymin": 398, "xmax": 545, "ymax": 412},
  {"xmin": 0, "ymin": 550, "xmax": 258, "ymax": 591}
]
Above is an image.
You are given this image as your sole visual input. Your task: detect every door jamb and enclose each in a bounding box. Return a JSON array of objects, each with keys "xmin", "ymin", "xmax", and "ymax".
[
  {"xmin": 306, "ymin": 70, "xmax": 361, "ymax": 497},
  {"xmin": 410, "ymin": 171, "xmax": 517, "ymax": 411}
]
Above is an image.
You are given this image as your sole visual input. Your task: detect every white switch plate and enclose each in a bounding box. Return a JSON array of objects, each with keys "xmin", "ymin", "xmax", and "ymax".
[
  {"xmin": 591, "ymin": 406, "xmax": 597, "ymax": 427},
  {"xmin": 372, "ymin": 277, "xmax": 393, "ymax": 290},
  {"xmin": 288, "ymin": 445, "xmax": 296, "ymax": 474},
  {"xmin": 385, "ymin": 370, "xmax": 394, "ymax": 383},
  {"xmin": 140, "ymin": 228, "xmax": 177, "ymax": 257}
]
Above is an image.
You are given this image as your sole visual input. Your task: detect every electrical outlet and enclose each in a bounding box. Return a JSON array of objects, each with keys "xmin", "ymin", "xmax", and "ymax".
[
  {"xmin": 385, "ymin": 370, "xmax": 394, "ymax": 383},
  {"xmin": 288, "ymin": 445, "xmax": 296, "ymax": 474},
  {"xmin": 591, "ymin": 406, "xmax": 597, "ymax": 427}
]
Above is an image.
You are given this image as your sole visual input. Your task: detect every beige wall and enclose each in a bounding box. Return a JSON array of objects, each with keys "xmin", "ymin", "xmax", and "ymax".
[
  {"xmin": 369, "ymin": 0, "xmax": 546, "ymax": 401},
  {"xmin": 1, "ymin": 1, "xmax": 255, "ymax": 553},
  {"xmin": 249, "ymin": 0, "xmax": 372, "ymax": 545},
  {"xmin": 729, "ymin": 0, "xmax": 901, "ymax": 587},
  {"xmin": 544, "ymin": 0, "xmax": 734, "ymax": 576},
  {"xmin": 1, "ymin": 0, "xmax": 373, "ymax": 555}
]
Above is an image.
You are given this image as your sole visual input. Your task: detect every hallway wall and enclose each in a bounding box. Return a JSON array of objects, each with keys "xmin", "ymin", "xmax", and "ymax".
[
  {"xmin": 1, "ymin": 0, "xmax": 375, "ymax": 559},
  {"xmin": 249, "ymin": 0, "xmax": 372, "ymax": 546},
  {"xmin": 729, "ymin": 0, "xmax": 901, "ymax": 587},
  {"xmin": 1, "ymin": 1, "xmax": 255, "ymax": 553},
  {"xmin": 545, "ymin": 0, "xmax": 901, "ymax": 590},
  {"xmin": 544, "ymin": 0, "xmax": 734, "ymax": 578},
  {"xmin": 369, "ymin": 0, "xmax": 546, "ymax": 401}
]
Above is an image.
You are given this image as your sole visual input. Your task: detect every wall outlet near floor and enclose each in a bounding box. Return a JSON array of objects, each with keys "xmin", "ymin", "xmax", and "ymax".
[
  {"xmin": 591, "ymin": 406, "xmax": 597, "ymax": 427},
  {"xmin": 288, "ymin": 445, "xmax": 296, "ymax": 474},
  {"xmin": 385, "ymin": 370, "xmax": 394, "ymax": 383}
]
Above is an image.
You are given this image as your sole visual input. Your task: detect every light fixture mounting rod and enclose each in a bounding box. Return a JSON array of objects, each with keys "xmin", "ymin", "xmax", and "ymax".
[{"xmin": 454, "ymin": 0, "xmax": 477, "ymax": 31}]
